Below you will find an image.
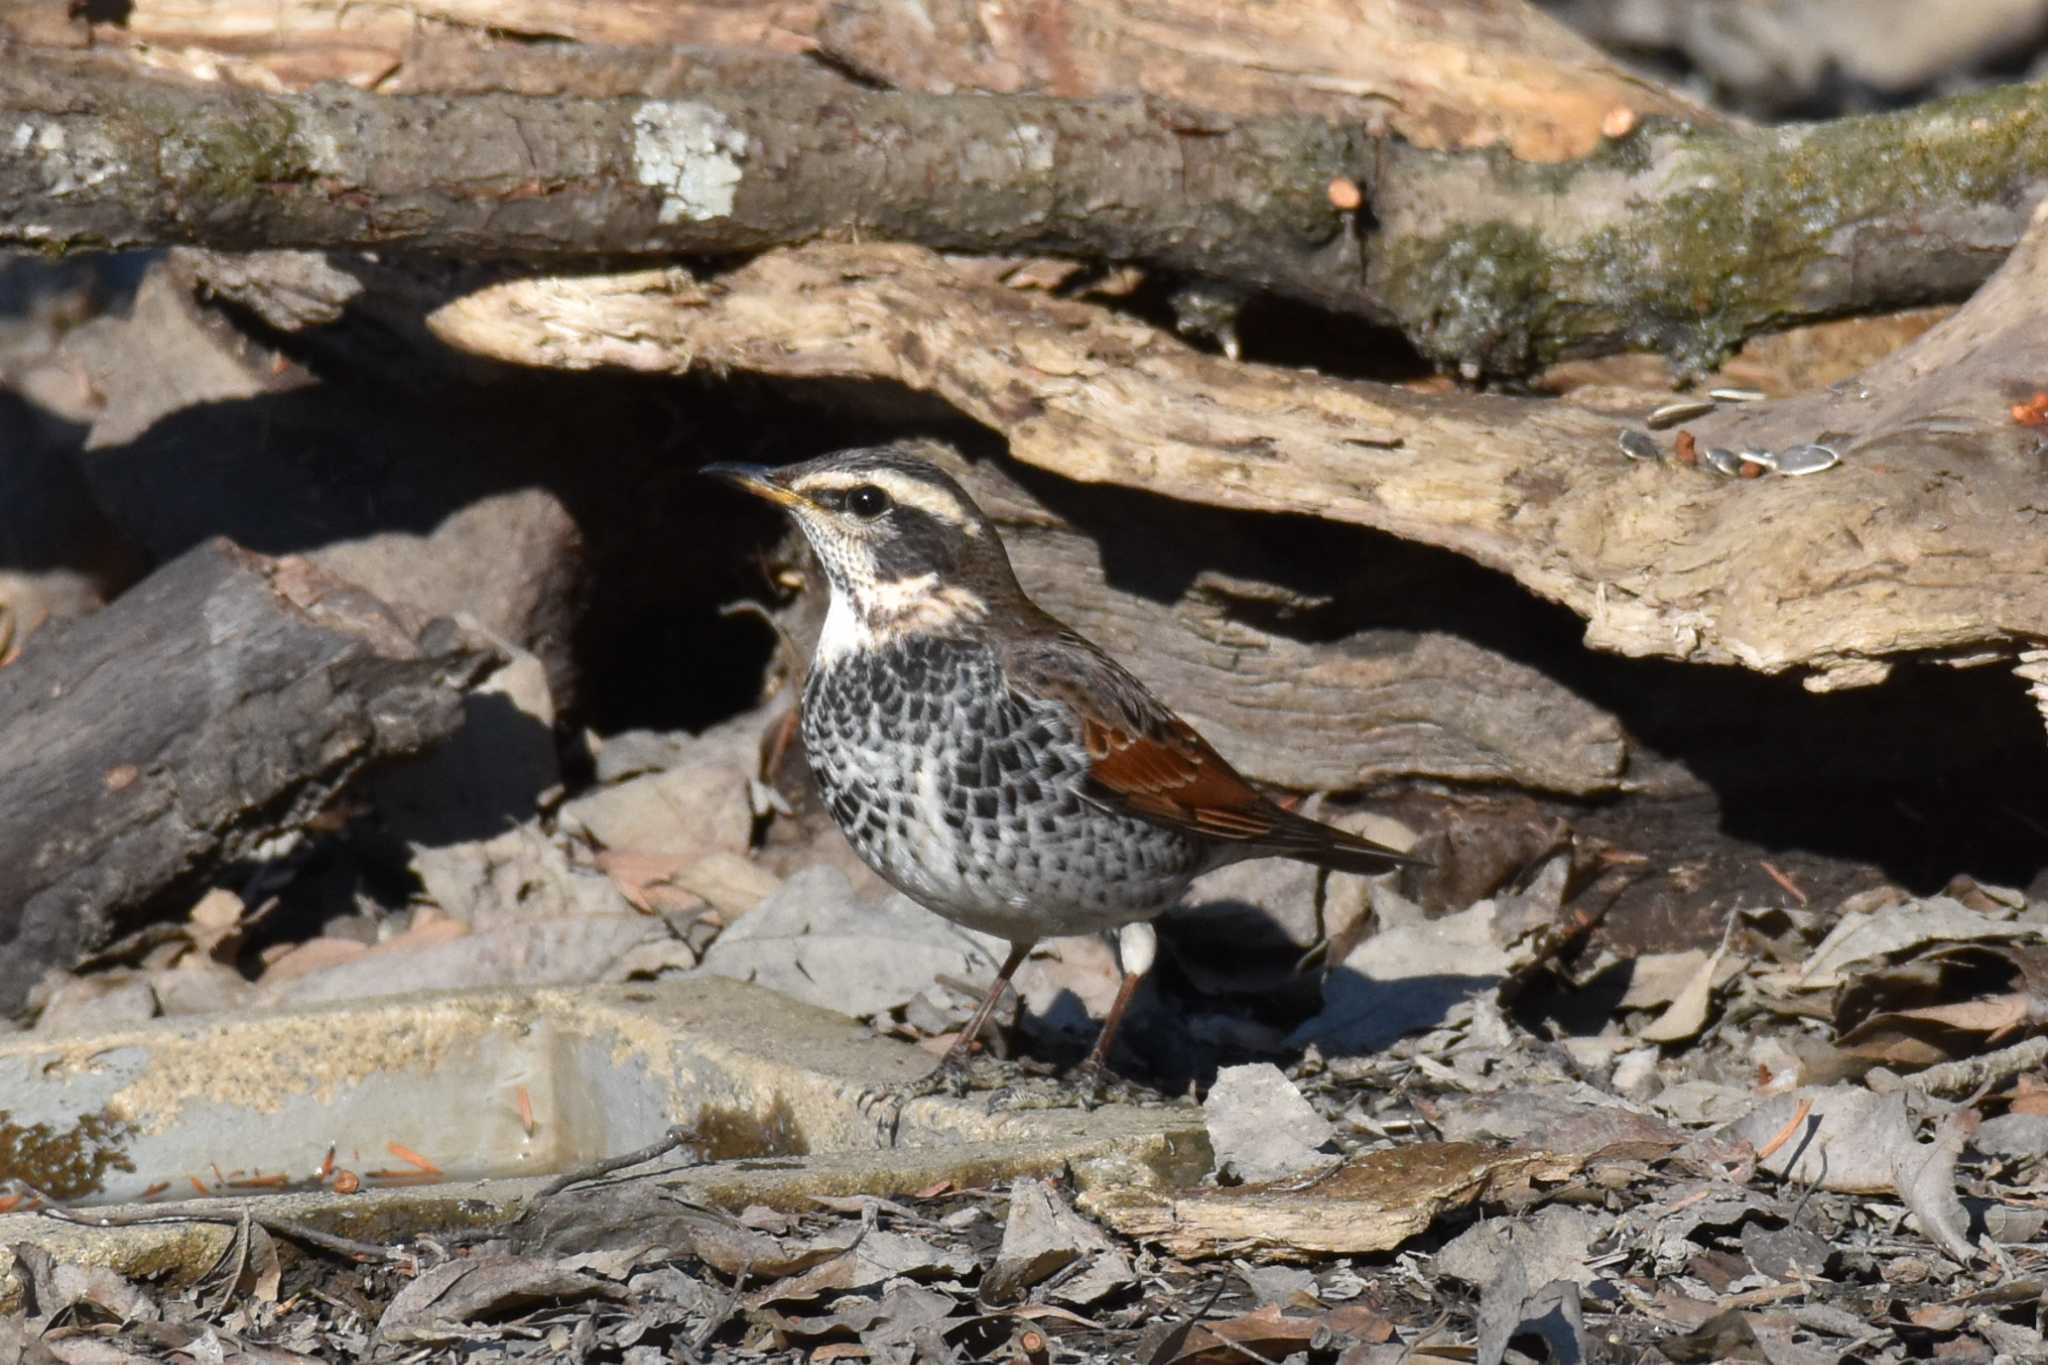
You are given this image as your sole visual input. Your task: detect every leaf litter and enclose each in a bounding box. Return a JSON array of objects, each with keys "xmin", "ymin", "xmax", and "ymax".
[{"xmin": 8, "ymin": 687, "xmax": 2048, "ymax": 1362}]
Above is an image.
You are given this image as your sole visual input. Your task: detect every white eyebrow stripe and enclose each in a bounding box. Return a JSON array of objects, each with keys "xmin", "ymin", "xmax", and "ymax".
[{"xmin": 793, "ymin": 469, "xmax": 982, "ymax": 534}]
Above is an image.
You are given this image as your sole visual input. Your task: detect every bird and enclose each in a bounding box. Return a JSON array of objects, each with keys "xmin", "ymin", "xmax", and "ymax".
[{"xmin": 706, "ymin": 444, "xmax": 1422, "ymax": 1110}]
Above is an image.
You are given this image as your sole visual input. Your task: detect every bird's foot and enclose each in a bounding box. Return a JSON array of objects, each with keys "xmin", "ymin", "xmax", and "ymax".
[
  {"xmin": 985, "ymin": 1058, "xmax": 1167, "ymax": 1115},
  {"xmin": 858, "ymin": 1050, "xmax": 1020, "ymax": 1146}
]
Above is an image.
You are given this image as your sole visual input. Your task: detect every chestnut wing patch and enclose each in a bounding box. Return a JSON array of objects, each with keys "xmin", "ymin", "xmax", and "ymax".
[
  {"xmin": 1079, "ymin": 714, "xmax": 1281, "ymax": 843},
  {"xmin": 1000, "ymin": 619, "xmax": 1421, "ymax": 872}
]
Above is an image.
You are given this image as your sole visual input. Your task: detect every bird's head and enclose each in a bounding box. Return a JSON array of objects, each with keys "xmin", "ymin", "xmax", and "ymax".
[{"xmin": 705, "ymin": 444, "xmax": 1024, "ymax": 651}]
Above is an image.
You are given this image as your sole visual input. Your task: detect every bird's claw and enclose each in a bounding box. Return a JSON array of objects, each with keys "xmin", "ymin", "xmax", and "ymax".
[
  {"xmin": 984, "ymin": 1057, "xmax": 1159, "ymax": 1114},
  {"xmin": 856, "ymin": 1053, "xmax": 979, "ymax": 1147}
]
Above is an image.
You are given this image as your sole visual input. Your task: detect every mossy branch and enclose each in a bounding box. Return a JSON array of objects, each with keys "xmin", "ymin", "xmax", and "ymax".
[{"xmin": 5, "ymin": 56, "xmax": 2048, "ymax": 374}]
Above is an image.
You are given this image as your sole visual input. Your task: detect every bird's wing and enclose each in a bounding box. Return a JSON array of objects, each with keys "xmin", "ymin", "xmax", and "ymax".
[{"xmin": 999, "ymin": 624, "xmax": 1423, "ymax": 874}]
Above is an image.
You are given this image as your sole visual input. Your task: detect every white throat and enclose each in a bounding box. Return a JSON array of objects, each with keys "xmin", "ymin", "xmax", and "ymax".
[{"xmin": 812, "ymin": 571, "xmax": 987, "ymax": 665}]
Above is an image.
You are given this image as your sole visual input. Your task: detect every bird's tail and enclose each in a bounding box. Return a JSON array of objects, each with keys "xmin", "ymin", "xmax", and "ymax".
[{"xmin": 1257, "ymin": 806, "xmax": 1429, "ymax": 875}]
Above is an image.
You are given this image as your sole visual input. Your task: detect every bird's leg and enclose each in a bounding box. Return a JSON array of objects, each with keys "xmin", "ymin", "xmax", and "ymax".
[
  {"xmin": 1065, "ymin": 920, "xmax": 1157, "ymax": 1106},
  {"xmin": 932, "ymin": 939, "xmax": 1035, "ymax": 1077},
  {"xmin": 988, "ymin": 920, "xmax": 1164, "ymax": 1115},
  {"xmin": 860, "ymin": 940, "xmax": 1033, "ymax": 1145}
]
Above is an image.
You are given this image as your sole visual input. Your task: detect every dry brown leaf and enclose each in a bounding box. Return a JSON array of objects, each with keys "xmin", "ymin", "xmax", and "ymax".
[
  {"xmin": 1081, "ymin": 1144, "xmax": 1582, "ymax": 1260},
  {"xmin": 594, "ymin": 848, "xmax": 702, "ymax": 915},
  {"xmin": 1638, "ymin": 920, "xmax": 1738, "ymax": 1044},
  {"xmin": 1167, "ymin": 1302, "xmax": 1395, "ymax": 1364},
  {"xmin": 2007, "ymin": 1075, "xmax": 2048, "ymax": 1117},
  {"xmin": 1619, "ymin": 950, "xmax": 1710, "ymax": 1010}
]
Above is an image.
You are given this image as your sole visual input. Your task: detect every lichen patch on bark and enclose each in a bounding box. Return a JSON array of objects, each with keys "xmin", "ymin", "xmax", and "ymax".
[{"xmin": 629, "ymin": 99, "xmax": 749, "ymax": 224}]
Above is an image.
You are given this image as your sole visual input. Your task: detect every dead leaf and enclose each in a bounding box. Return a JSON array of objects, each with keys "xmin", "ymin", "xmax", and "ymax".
[
  {"xmin": 1476, "ymin": 1262, "xmax": 1585, "ymax": 1365},
  {"xmin": 744, "ymin": 1229, "xmax": 977, "ymax": 1309},
  {"xmin": 1894, "ymin": 1108, "xmax": 1977, "ymax": 1264},
  {"xmin": 595, "ymin": 848, "xmax": 705, "ymax": 916},
  {"xmin": 1437, "ymin": 1205, "xmax": 1609, "ymax": 1292},
  {"xmin": 1618, "ymin": 949, "xmax": 1712, "ymax": 1010},
  {"xmin": 1795, "ymin": 898, "xmax": 2028, "ymax": 990},
  {"xmin": 696, "ymin": 866, "xmax": 1006, "ymax": 1019},
  {"xmin": 377, "ymin": 1256, "xmax": 618, "ymax": 1343},
  {"xmin": 1082, "ymin": 1144, "xmax": 1582, "ymax": 1260},
  {"xmin": 1639, "ymin": 931, "xmax": 1740, "ymax": 1044},
  {"xmin": 984, "ymin": 1178, "xmax": 1133, "ymax": 1306},
  {"xmin": 751, "ymin": 1282, "xmax": 958, "ymax": 1350},
  {"xmin": 1167, "ymin": 1302, "xmax": 1394, "ymax": 1364}
]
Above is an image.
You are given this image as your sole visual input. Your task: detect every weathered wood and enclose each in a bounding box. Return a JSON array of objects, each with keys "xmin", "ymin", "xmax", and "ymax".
[
  {"xmin": 166, "ymin": 252, "xmax": 1636, "ymax": 797},
  {"xmin": 0, "ymin": 540, "xmax": 494, "ymax": 1010},
  {"xmin": 400, "ymin": 237, "xmax": 2048, "ymax": 694},
  {"xmin": 4, "ymin": 51, "xmax": 2047, "ymax": 371},
  {"xmin": 0, "ymin": 57, "xmax": 1368, "ymax": 319},
  {"xmin": 814, "ymin": 0, "xmax": 1724, "ymax": 161},
  {"xmin": 8, "ymin": 0, "xmax": 1711, "ymax": 160},
  {"xmin": 899, "ymin": 448, "xmax": 1631, "ymax": 796}
]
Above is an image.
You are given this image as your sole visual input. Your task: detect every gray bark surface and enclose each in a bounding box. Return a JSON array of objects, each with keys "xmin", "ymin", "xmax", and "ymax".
[
  {"xmin": 5, "ymin": 56, "xmax": 2048, "ymax": 371},
  {"xmin": 0, "ymin": 540, "xmax": 493, "ymax": 1009}
]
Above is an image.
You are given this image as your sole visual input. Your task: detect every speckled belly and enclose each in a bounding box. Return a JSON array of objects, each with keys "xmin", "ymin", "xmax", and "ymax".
[{"xmin": 800, "ymin": 634, "xmax": 1207, "ymax": 939}]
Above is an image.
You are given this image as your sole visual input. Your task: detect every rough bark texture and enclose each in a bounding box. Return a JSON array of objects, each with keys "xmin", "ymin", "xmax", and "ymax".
[
  {"xmin": 0, "ymin": 540, "xmax": 494, "ymax": 1010},
  {"xmin": 1369, "ymin": 89, "xmax": 2048, "ymax": 374},
  {"xmin": 6, "ymin": 0, "xmax": 1716, "ymax": 159},
  {"xmin": 383, "ymin": 227, "xmax": 2048, "ymax": 692},
  {"xmin": 0, "ymin": 58, "xmax": 1366, "ymax": 316},
  {"xmin": 888, "ymin": 448, "xmax": 1632, "ymax": 797},
  {"xmin": 812, "ymin": 0, "xmax": 1725, "ymax": 160},
  {"xmin": 5, "ymin": 54, "xmax": 2048, "ymax": 370}
]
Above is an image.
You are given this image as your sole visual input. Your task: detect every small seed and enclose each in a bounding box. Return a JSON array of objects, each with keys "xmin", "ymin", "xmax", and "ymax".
[
  {"xmin": 1772, "ymin": 443, "xmax": 1841, "ymax": 476},
  {"xmin": 1708, "ymin": 387, "xmax": 1766, "ymax": 403},
  {"xmin": 1738, "ymin": 461, "xmax": 1764, "ymax": 478},
  {"xmin": 1648, "ymin": 400, "xmax": 1717, "ymax": 430},
  {"xmin": 1618, "ymin": 429, "xmax": 1661, "ymax": 462},
  {"xmin": 1674, "ymin": 431, "xmax": 1699, "ymax": 466}
]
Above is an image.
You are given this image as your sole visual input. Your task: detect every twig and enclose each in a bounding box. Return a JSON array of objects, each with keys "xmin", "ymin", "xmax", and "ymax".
[
  {"xmin": 534, "ymin": 1124, "xmax": 700, "ymax": 1199},
  {"xmin": 1757, "ymin": 860, "xmax": 1809, "ymax": 906},
  {"xmin": 1906, "ymin": 1036, "xmax": 2048, "ymax": 1098},
  {"xmin": 1789, "ymin": 1148, "xmax": 1829, "ymax": 1230},
  {"xmin": 684, "ymin": 1261, "xmax": 751, "ymax": 1361},
  {"xmin": 1754, "ymin": 1097, "xmax": 1816, "ymax": 1163},
  {"xmin": 38, "ymin": 1203, "xmax": 405, "ymax": 1264}
]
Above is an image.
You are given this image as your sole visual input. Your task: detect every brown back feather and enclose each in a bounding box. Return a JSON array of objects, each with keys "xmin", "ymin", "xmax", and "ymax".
[{"xmin": 999, "ymin": 618, "xmax": 1423, "ymax": 873}]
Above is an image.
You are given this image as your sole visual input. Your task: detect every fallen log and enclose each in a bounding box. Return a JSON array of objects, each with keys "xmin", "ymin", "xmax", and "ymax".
[
  {"xmin": 3, "ymin": 48, "xmax": 2045, "ymax": 373},
  {"xmin": 0, "ymin": 540, "xmax": 494, "ymax": 1010},
  {"xmin": 400, "ymin": 234, "xmax": 2048, "ymax": 701}
]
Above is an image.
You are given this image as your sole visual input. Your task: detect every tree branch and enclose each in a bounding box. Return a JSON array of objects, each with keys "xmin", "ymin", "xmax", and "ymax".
[
  {"xmin": 0, "ymin": 57, "xmax": 1365, "ymax": 315},
  {"xmin": 6, "ymin": 55, "xmax": 2048, "ymax": 372},
  {"xmin": 392, "ymin": 230, "xmax": 2048, "ymax": 687}
]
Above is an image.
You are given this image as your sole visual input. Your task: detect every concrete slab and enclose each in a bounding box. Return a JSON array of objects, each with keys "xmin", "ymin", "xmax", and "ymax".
[{"xmin": 0, "ymin": 979, "xmax": 1210, "ymax": 1308}]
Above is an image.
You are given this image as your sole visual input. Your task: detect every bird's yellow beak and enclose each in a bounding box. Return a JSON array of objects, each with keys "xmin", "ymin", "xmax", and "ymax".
[{"xmin": 702, "ymin": 462, "xmax": 804, "ymax": 508}]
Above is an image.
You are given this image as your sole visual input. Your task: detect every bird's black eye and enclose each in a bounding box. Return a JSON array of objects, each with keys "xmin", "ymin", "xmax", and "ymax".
[{"xmin": 847, "ymin": 484, "xmax": 892, "ymax": 520}]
